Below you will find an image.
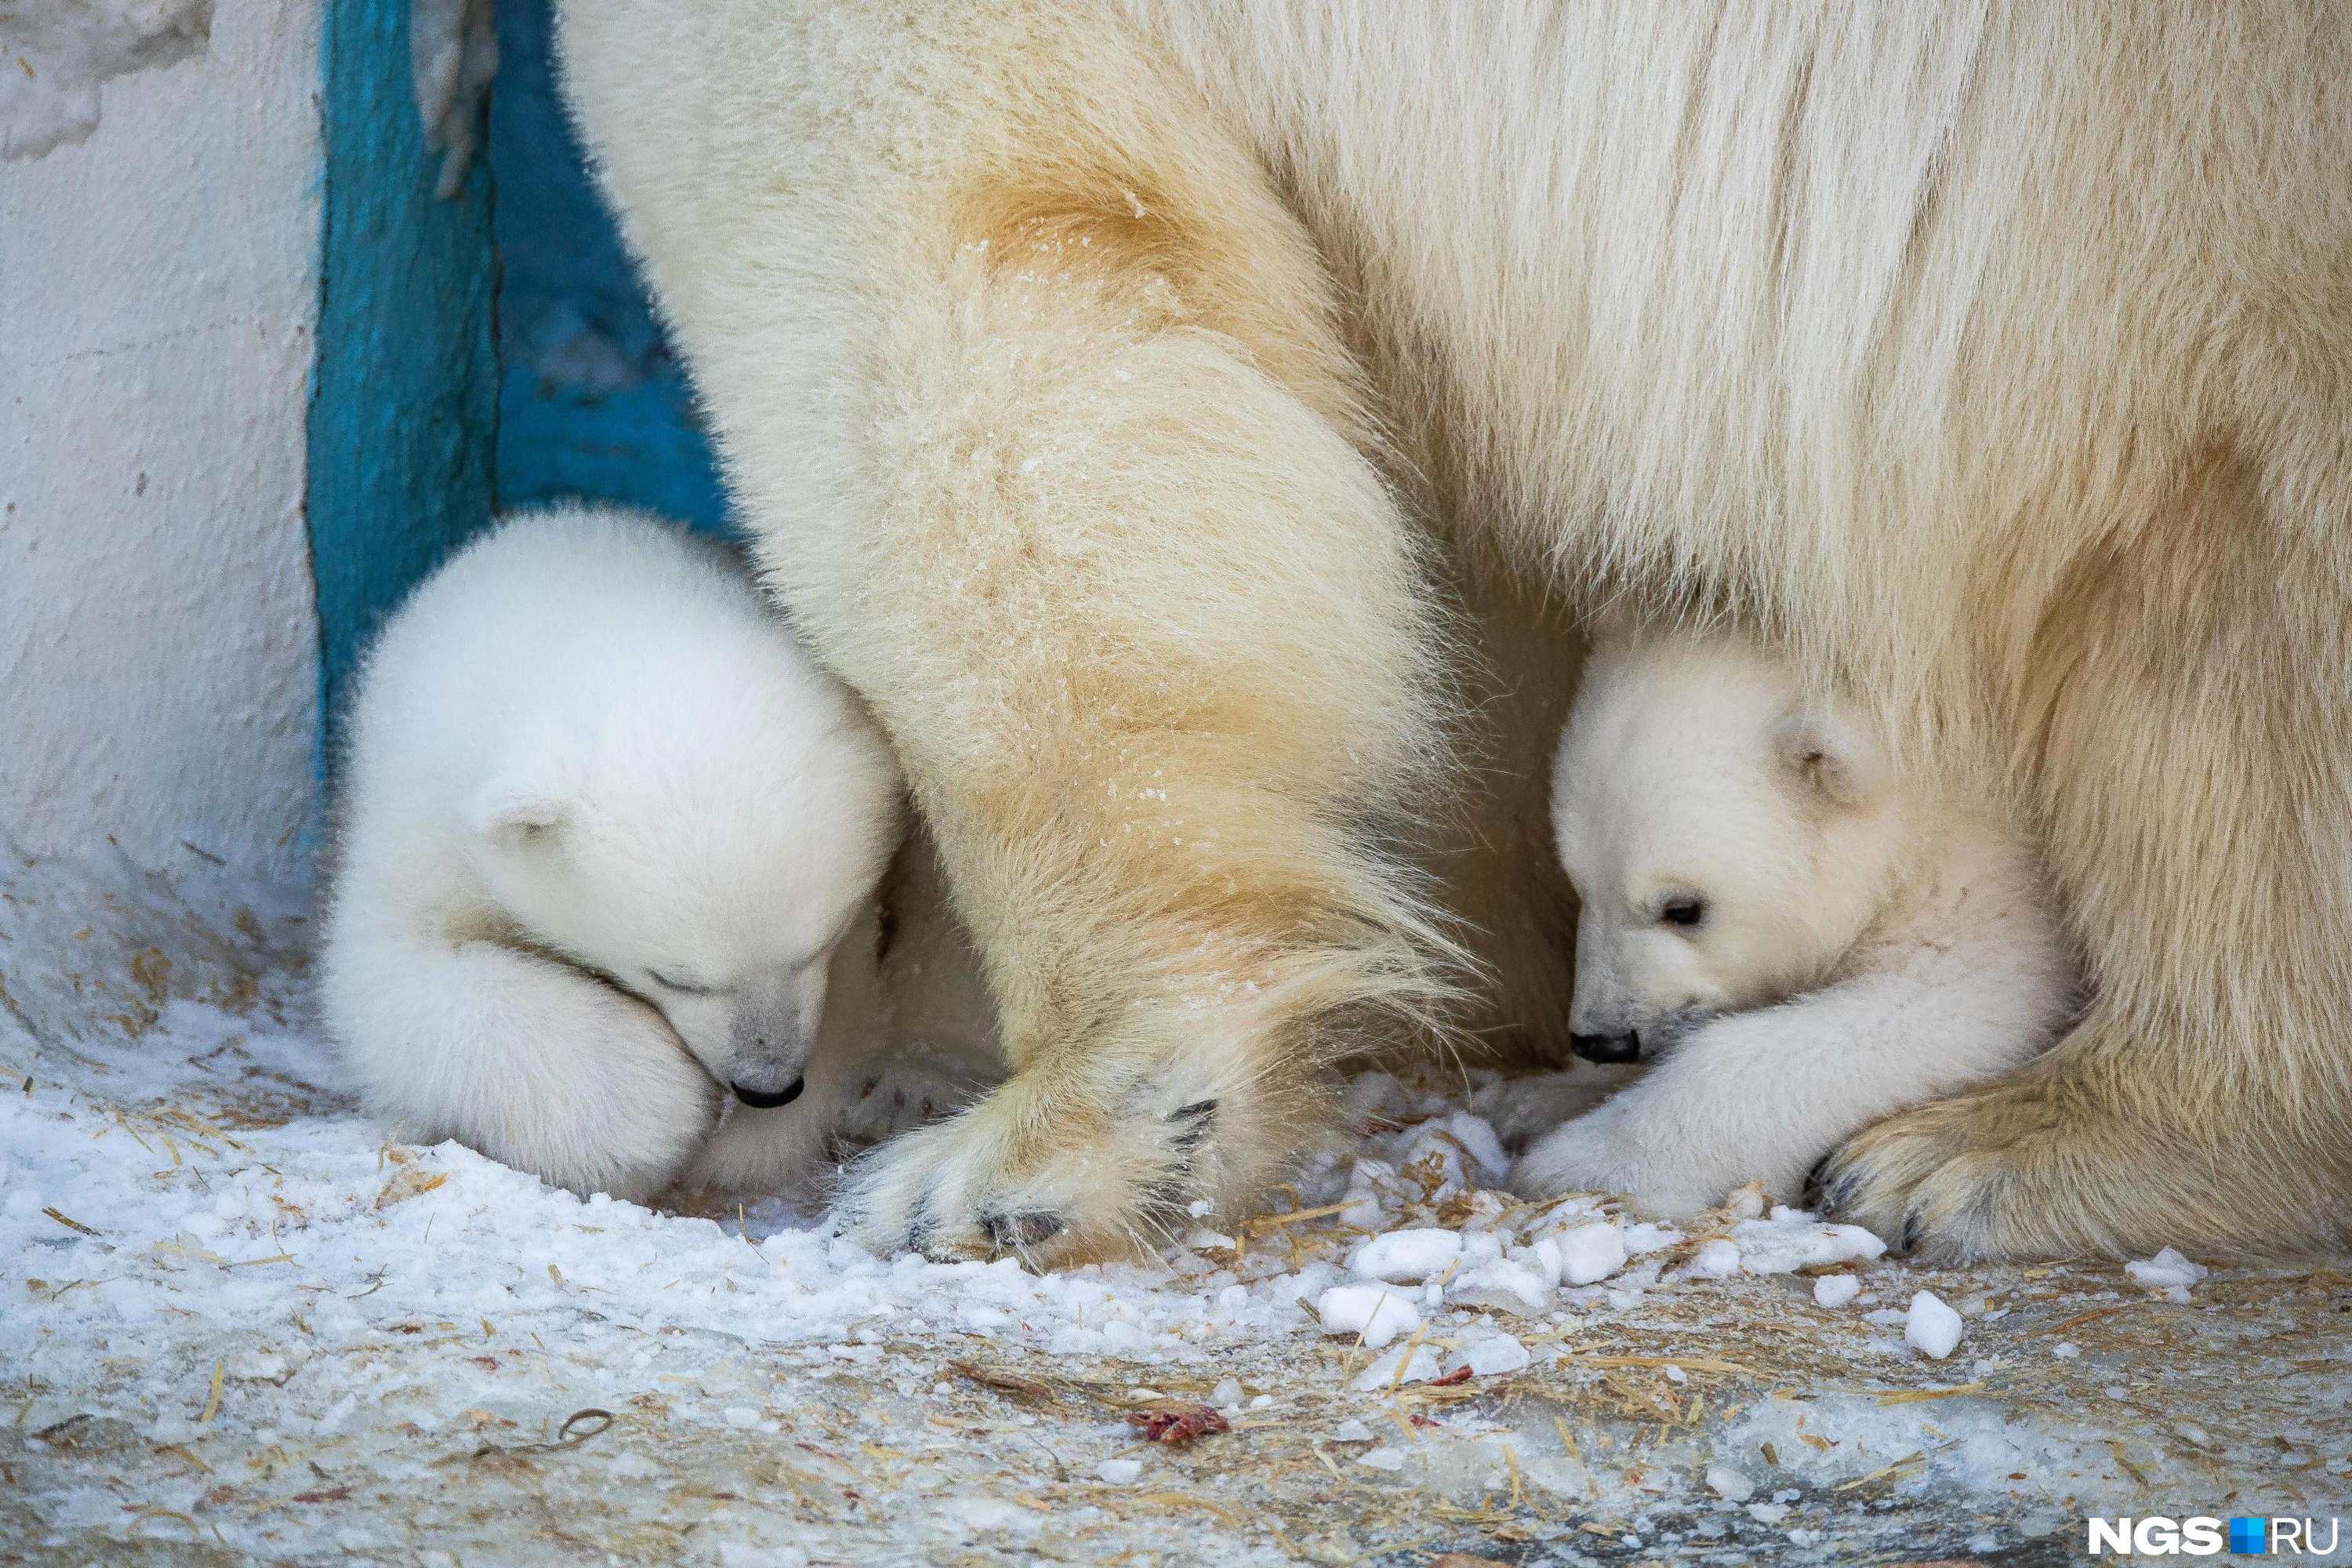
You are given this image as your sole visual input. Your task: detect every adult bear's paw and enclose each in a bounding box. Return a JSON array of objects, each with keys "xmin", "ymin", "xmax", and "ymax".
[
  {"xmin": 1815, "ymin": 1065, "xmax": 2178, "ymax": 1263},
  {"xmin": 833, "ymin": 1068, "xmax": 1227, "ymax": 1267}
]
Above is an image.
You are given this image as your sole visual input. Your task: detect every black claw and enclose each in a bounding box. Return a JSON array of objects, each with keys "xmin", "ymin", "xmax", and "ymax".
[
  {"xmin": 902, "ymin": 1195, "xmax": 940, "ymax": 1259},
  {"xmin": 1802, "ymin": 1153, "xmax": 1835, "ymax": 1210},
  {"xmin": 982, "ymin": 1210, "xmax": 1066, "ymax": 1252},
  {"xmin": 1818, "ymin": 1174, "xmax": 1853, "ymax": 1218},
  {"xmin": 1168, "ymin": 1098, "xmax": 1218, "ymax": 1153},
  {"xmin": 1899, "ymin": 1211, "xmax": 1922, "ymax": 1254}
]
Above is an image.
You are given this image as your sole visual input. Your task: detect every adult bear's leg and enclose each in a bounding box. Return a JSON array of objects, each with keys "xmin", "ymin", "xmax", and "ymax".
[
  {"xmin": 557, "ymin": 2, "xmax": 1460, "ymax": 1261},
  {"xmin": 1791, "ymin": 5, "xmax": 2352, "ymax": 1261},
  {"xmin": 1826, "ymin": 432, "xmax": 2352, "ymax": 1261}
]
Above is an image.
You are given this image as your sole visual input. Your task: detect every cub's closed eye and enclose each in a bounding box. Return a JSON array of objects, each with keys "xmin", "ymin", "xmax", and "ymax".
[
  {"xmin": 648, "ymin": 969, "xmax": 717, "ymax": 995},
  {"xmin": 1660, "ymin": 898, "xmax": 1706, "ymax": 928}
]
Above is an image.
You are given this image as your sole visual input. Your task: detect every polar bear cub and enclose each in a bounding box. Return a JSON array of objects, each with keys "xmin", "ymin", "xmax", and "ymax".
[
  {"xmin": 1512, "ymin": 623, "xmax": 2079, "ymax": 1219},
  {"xmin": 321, "ymin": 505, "xmax": 905, "ymax": 1201}
]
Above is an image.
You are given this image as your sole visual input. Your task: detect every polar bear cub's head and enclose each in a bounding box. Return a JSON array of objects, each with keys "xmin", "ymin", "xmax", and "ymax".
[
  {"xmin": 448, "ymin": 519, "xmax": 904, "ymax": 1111},
  {"xmin": 1550, "ymin": 623, "xmax": 1908, "ymax": 1064},
  {"xmin": 469, "ymin": 701, "xmax": 898, "ymax": 1109}
]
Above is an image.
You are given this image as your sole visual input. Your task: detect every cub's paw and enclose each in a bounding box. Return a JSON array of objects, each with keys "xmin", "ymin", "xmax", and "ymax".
[
  {"xmin": 1510, "ymin": 1091, "xmax": 1781, "ymax": 1219},
  {"xmin": 501, "ymin": 1001, "xmax": 723, "ymax": 1204},
  {"xmin": 835, "ymin": 1069, "xmax": 1228, "ymax": 1266},
  {"xmin": 1815, "ymin": 1072, "xmax": 2156, "ymax": 1262},
  {"xmin": 1507, "ymin": 1102, "xmax": 1713, "ymax": 1219}
]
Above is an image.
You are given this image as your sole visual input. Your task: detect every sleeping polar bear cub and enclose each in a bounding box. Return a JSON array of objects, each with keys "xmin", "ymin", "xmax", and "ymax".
[
  {"xmin": 321, "ymin": 505, "xmax": 912, "ymax": 1202},
  {"xmin": 1512, "ymin": 624, "xmax": 2080, "ymax": 1221}
]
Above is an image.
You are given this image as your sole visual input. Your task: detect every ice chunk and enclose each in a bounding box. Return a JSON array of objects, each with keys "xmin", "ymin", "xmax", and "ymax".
[
  {"xmin": 1345, "ymin": 1071, "xmax": 1404, "ymax": 1113},
  {"xmin": 1443, "ymin": 1112, "xmax": 1509, "ymax": 1180},
  {"xmin": 1332, "ymin": 1417, "xmax": 1374, "ymax": 1442},
  {"xmin": 1904, "ymin": 1290, "xmax": 1964, "ymax": 1359},
  {"xmin": 1358, "ymin": 1446, "xmax": 1406, "ymax": 1472},
  {"xmin": 1445, "ymin": 1259, "xmax": 1555, "ymax": 1315},
  {"xmin": 1554, "ymin": 1222, "xmax": 1628, "ymax": 1286},
  {"xmin": 1399, "ymin": 1129, "xmax": 1471, "ymax": 1190},
  {"xmin": 1279, "ymin": 1261, "xmax": 1338, "ymax": 1305},
  {"xmin": 1348, "ymin": 1228, "xmax": 1463, "ymax": 1283},
  {"xmin": 1210, "ymin": 1378, "xmax": 1243, "ymax": 1408},
  {"xmin": 1812, "ymin": 1273, "xmax": 1862, "ymax": 1308},
  {"xmin": 1730, "ymin": 1214, "xmax": 1887, "ymax": 1275},
  {"xmin": 1448, "ymin": 1334, "xmax": 1531, "ymax": 1378},
  {"xmin": 1098, "ymin": 1457, "xmax": 1142, "ymax": 1485},
  {"xmin": 2125, "ymin": 1247, "xmax": 2208, "ymax": 1290},
  {"xmin": 226, "ymin": 1349, "xmax": 299, "ymax": 1385},
  {"xmin": 1621, "ymin": 1221, "xmax": 1682, "ymax": 1254},
  {"xmin": 1315, "ymin": 1284, "xmax": 1421, "ymax": 1349},
  {"xmin": 1352, "ymin": 1342, "xmax": 1443, "ymax": 1391},
  {"xmin": 1686, "ymin": 1239, "xmax": 1742, "ymax": 1279},
  {"xmin": 1459, "ymin": 1229, "xmax": 1506, "ymax": 1270},
  {"xmin": 1707, "ymin": 1463, "xmax": 1757, "ymax": 1501}
]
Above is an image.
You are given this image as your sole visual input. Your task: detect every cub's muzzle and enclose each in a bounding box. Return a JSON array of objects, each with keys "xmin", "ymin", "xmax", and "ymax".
[
  {"xmin": 1570, "ymin": 1031, "xmax": 1642, "ymax": 1064},
  {"xmin": 731, "ymin": 1076, "xmax": 805, "ymax": 1109}
]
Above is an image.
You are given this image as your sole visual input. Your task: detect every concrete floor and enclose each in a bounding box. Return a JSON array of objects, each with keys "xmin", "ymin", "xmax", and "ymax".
[{"xmin": 5, "ymin": 849, "xmax": 2347, "ymax": 1566}]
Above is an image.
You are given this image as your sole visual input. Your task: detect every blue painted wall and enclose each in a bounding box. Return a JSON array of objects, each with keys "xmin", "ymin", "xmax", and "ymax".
[
  {"xmin": 309, "ymin": 0, "xmax": 726, "ymax": 753},
  {"xmin": 488, "ymin": 0, "xmax": 728, "ymax": 535},
  {"xmin": 308, "ymin": 0, "xmax": 500, "ymax": 744}
]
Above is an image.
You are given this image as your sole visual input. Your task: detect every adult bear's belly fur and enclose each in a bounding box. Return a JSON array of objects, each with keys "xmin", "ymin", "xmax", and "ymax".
[{"xmin": 555, "ymin": 0, "xmax": 2352, "ymax": 1265}]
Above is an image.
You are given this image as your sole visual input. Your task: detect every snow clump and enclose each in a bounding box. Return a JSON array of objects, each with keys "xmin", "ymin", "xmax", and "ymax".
[
  {"xmin": 1315, "ymin": 1284, "xmax": 1421, "ymax": 1349},
  {"xmin": 1904, "ymin": 1290, "xmax": 1965, "ymax": 1359}
]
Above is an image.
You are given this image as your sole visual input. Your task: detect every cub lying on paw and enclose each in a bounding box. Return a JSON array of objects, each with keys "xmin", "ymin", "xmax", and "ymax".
[
  {"xmin": 321, "ymin": 504, "xmax": 920, "ymax": 1202},
  {"xmin": 1511, "ymin": 622, "xmax": 2080, "ymax": 1221}
]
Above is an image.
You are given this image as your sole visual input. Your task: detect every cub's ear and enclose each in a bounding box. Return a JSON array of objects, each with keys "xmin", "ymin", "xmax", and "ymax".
[
  {"xmin": 1770, "ymin": 711, "xmax": 1879, "ymax": 809},
  {"xmin": 466, "ymin": 778, "xmax": 569, "ymax": 842}
]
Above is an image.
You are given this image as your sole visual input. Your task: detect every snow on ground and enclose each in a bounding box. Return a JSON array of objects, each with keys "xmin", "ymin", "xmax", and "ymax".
[{"xmin": 4, "ymin": 864, "xmax": 2350, "ymax": 1564}]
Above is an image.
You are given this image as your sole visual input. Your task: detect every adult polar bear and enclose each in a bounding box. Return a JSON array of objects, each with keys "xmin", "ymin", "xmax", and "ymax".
[{"xmin": 555, "ymin": 2, "xmax": 2352, "ymax": 1264}]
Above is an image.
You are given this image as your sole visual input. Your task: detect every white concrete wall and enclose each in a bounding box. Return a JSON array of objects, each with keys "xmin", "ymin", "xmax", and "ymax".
[{"xmin": 0, "ymin": 1, "xmax": 324, "ymax": 885}]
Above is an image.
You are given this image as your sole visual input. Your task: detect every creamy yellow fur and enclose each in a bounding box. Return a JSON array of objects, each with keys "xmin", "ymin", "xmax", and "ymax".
[{"xmin": 557, "ymin": 1, "xmax": 2352, "ymax": 1261}]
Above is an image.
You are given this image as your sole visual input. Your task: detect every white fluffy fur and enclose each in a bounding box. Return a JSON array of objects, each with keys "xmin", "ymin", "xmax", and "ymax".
[
  {"xmin": 1514, "ymin": 626, "xmax": 2078, "ymax": 1217},
  {"xmin": 684, "ymin": 822, "xmax": 1004, "ymax": 1196},
  {"xmin": 321, "ymin": 505, "xmax": 907, "ymax": 1200},
  {"xmin": 554, "ymin": 2, "xmax": 2352, "ymax": 1260}
]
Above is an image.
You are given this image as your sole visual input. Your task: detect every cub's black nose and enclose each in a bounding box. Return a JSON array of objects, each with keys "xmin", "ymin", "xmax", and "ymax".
[
  {"xmin": 731, "ymin": 1076, "xmax": 805, "ymax": 1109},
  {"xmin": 1570, "ymin": 1032, "xmax": 1642, "ymax": 1064}
]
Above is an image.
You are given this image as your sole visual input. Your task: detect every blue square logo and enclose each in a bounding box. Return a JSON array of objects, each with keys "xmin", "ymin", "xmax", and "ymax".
[{"xmin": 2230, "ymin": 1517, "xmax": 2267, "ymax": 1555}]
